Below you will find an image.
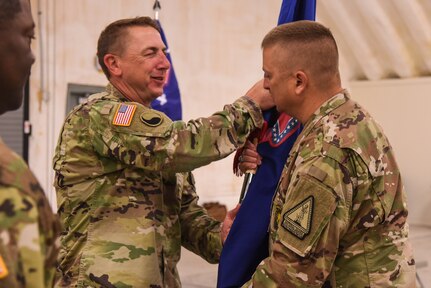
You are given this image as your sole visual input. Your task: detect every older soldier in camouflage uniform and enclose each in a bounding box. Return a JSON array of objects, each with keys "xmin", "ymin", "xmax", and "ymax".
[
  {"xmin": 53, "ymin": 17, "xmax": 271, "ymax": 287},
  {"xmin": 240, "ymin": 21, "xmax": 416, "ymax": 287},
  {"xmin": 0, "ymin": 0, "xmax": 60, "ymax": 287}
]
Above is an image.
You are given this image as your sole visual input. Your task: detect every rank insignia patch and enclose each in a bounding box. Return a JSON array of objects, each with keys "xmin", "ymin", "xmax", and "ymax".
[
  {"xmin": 282, "ymin": 196, "xmax": 314, "ymax": 239},
  {"xmin": 140, "ymin": 112, "xmax": 163, "ymax": 127},
  {"xmin": 0, "ymin": 255, "xmax": 8, "ymax": 279},
  {"xmin": 112, "ymin": 104, "xmax": 136, "ymax": 126}
]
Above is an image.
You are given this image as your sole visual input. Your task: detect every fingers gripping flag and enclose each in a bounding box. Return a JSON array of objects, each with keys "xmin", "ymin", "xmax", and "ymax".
[
  {"xmin": 217, "ymin": 1, "xmax": 316, "ymax": 287},
  {"xmin": 151, "ymin": 20, "xmax": 182, "ymax": 121}
]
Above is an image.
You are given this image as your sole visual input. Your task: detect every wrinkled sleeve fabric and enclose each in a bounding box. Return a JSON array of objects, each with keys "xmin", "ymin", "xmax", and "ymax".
[
  {"xmin": 243, "ymin": 156, "xmax": 351, "ymax": 287},
  {"xmin": 179, "ymin": 173, "xmax": 222, "ymax": 264},
  {"xmin": 0, "ymin": 187, "xmax": 45, "ymax": 288},
  {"xmin": 90, "ymin": 96, "xmax": 263, "ymax": 173}
]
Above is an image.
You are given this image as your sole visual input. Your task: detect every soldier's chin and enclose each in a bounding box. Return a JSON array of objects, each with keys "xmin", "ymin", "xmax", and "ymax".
[
  {"xmin": 147, "ymin": 93, "xmax": 161, "ymax": 103},
  {"xmin": 151, "ymin": 89, "xmax": 164, "ymax": 98},
  {"xmin": 5, "ymin": 90, "xmax": 25, "ymax": 112}
]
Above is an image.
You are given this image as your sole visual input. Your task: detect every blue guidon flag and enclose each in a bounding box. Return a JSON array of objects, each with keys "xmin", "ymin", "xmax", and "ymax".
[
  {"xmin": 217, "ymin": 1, "xmax": 316, "ymax": 287},
  {"xmin": 151, "ymin": 20, "xmax": 182, "ymax": 121}
]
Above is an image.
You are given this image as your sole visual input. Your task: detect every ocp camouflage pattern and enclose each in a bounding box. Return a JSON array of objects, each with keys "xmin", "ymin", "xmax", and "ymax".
[
  {"xmin": 0, "ymin": 138, "xmax": 60, "ymax": 288},
  {"xmin": 244, "ymin": 91, "xmax": 416, "ymax": 287},
  {"xmin": 53, "ymin": 84, "xmax": 263, "ymax": 287}
]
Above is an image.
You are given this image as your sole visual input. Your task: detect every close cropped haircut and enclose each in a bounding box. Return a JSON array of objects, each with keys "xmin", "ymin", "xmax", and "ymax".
[
  {"xmin": 97, "ymin": 16, "xmax": 160, "ymax": 79},
  {"xmin": 0, "ymin": 0, "xmax": 21, "ymax": 28},
  {"xmin": 262, "ymin": 20, "xmax": 339, "ymax": 81}
]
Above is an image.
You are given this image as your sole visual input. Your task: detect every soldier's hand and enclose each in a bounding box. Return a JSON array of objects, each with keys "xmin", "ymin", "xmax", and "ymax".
[
  {"xmin": 221, "ymin": 204, "xmax": 241, "ymax": 244},
  {"xmin": 245, "ymin": 79, "xmax": 274, "ymax": 111},
  {"xmin": 238, "ymin": 140, "xmax": 261, "ymax": 174}
]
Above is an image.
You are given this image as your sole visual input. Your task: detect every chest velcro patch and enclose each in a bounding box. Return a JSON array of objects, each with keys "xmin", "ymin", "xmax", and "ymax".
[
  {"xmin": 112, "ymin": 104, "xmax": 137, "ymax": 126},
  {"xmin": 282, "ymin": 196, "xmax": 314, "ymax": 239}
]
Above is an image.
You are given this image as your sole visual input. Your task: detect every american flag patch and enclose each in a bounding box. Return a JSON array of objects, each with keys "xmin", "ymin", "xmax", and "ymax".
[{"xmin": 112, "ymin": 104, "xmax": 136, "ymax": 126}]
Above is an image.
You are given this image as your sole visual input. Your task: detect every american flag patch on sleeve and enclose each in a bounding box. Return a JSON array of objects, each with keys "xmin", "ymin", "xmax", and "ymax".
[{"xmin": 112, "ymin": 104, "xmax": 137, "ymax": 126}]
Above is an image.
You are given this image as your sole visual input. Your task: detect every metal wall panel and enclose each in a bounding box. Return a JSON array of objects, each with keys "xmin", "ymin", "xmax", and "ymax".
[{"xmin": 0, "ymin": 106, "xmax": 24, "ymax": 157}]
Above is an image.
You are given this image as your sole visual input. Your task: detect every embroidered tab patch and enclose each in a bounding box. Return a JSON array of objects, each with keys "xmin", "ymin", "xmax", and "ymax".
[
  {"xmin": 282, "ymin": 196, "xmax": 314, "ymax": 239},
  {"xmin": 0, "ymin": 255, "xmax": 9, "ymax": 279},
  {"xmin": 112, "ymin": 104, "xmax": 136, "ymax": 126},
  {"xmin": 100, "ymin": 104, "xmax": 113, "ymax": 115}
]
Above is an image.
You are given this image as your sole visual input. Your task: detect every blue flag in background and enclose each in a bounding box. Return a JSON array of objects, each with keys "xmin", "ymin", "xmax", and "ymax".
[
  {"xmin": 277, "ymin": 0, "xmax": 316, "ymax": 25},
  {"xmin": 151, "ymin": 20, "xmax": 182, "ymax": 120},
  {"xmin": 217, "ymin": 1, "xmax": 315, "ymax": 287}
]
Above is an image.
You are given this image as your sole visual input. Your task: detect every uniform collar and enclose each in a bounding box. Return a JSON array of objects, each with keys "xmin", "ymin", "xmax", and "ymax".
[
  {"xmin": 289, "ymin": 90, "xmax": 350, "ymax": 155},
  {"xmin": 104, "ymin": 83, "xmax": 130, "ymax": 102},
  {"xmin": 303, "ymin": 89, "xmax": 350, "ymax": 130}
]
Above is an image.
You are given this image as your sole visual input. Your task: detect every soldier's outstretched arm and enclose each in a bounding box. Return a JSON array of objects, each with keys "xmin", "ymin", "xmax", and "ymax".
[{"xmin": 89, "ymin": 96, "xmax": 264, "ymax": 173}]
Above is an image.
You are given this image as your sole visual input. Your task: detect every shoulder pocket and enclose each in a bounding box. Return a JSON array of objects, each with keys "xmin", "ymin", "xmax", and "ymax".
[{"xmin": 278, "ymin": 175, "xmax": 337, "ymax": 257}]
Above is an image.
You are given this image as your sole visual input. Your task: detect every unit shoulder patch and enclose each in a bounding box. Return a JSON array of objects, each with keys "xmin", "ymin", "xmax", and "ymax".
[
  {"xmin": 112, "ymin": 104, "xmax": 136, "ymax": 126},
  {"xmin": 100, "ymin": 104, "xmax": 113, "ymax": 115},
  {"xmin": 282, "ymin": 196, "xmax": 314, "ymax": 239},
  {"xmin": 277, "ymin": 175, "xmax": 338, "ymax": 257},
  {"xmin": 140, "ymin": 110, "xmax": 164, "ymax": 127}
]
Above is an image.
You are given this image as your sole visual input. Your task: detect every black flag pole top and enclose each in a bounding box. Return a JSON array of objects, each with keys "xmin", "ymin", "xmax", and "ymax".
[{"xmin": 153, "ymin": 0, "xmax": 161, "ymax": 20}]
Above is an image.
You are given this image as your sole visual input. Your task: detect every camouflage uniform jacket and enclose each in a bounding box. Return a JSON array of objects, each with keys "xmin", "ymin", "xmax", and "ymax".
[
  {"xmin": 53, "ymin": 84, "xmax": 263, "ymax": 287},
  {"xmin": 0, "ymin": 138, "xmax": 60, "ymax": 287},
  {"xmin": 244, "ymin": 91, "xmax": 416, "ymax": 287}
]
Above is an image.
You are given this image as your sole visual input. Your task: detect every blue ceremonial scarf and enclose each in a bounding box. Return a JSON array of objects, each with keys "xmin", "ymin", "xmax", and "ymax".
[
  {"xmin": 151, "ymin": 20, "xmax": 182, "ymax": 121},
  {"xmin": 217, "ymin": 1, "xmax": 315, "ymax": 286}
]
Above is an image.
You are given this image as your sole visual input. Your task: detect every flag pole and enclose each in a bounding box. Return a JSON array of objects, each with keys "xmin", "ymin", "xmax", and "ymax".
[
  {"xmin": 238, "ymin": 138, "xmax": 258, "ymax": 203},
  {"xmin": 150, "ymin": 0, "xmax": 183, "ymax": 120},
  {"xmin": 153, "ymin": 0, "xmax": 161, "ymax": 20},
  {"xmin": 239, "ymin": 174, "xmax": 253, "ymax": 203}
]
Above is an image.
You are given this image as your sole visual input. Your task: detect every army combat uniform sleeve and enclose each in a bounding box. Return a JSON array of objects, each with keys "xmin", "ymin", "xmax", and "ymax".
[
  {"xmin": 88, "ymin": 95, "xmax": 263, "ymax": 173},
  {"xmin": 243, "ymin": 153, "xmax": 354, "ymax": 287},
  {"xmin": 0, "ymin": 188, "xmax": 48, "ymax": 287},
  {"xmin": 179, "ymin": 173, "xmax": 222, "ymax": 263},
  {"xmin": 0, "ymin": 140, "xmax": 60, "ymax": 288}
]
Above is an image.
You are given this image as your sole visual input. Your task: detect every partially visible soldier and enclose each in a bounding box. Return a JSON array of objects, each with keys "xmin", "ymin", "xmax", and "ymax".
[
  {"xmin": 242, "ymin": 20, "xmax": 416, "ymax": 286},
  {"xmin": 53, "ymin": 17, "xmax": 271, "ymax": 287},
  {"xmin": 0, "ymin": 0, "xmax": 60, "ymax": 287}
]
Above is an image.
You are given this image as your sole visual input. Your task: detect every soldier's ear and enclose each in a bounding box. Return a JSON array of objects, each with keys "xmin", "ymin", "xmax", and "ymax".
[
  {"xmin": 104, "ymin": 54, "xmax": 122, "ymax": 77},
  {"xmin": 294, "ymin": 71, "xmax": 308, "ymax": 95}
]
